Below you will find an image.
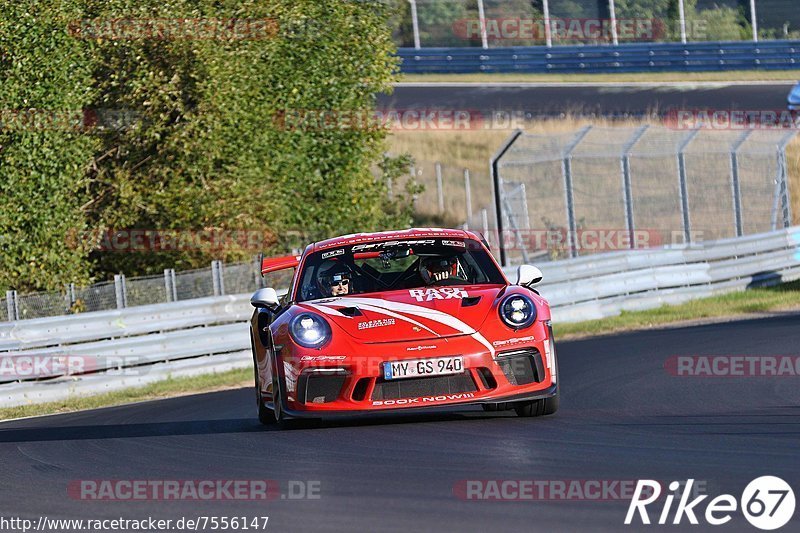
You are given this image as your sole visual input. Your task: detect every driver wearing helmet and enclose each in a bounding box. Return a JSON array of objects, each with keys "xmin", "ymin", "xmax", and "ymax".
[
  {"xmin": 419, "ymin": 255, "xmax": 459, "ymax": 285},
  {"xmin": 318, "ymin": 262, "xmax": 353, "ymax": 297}
]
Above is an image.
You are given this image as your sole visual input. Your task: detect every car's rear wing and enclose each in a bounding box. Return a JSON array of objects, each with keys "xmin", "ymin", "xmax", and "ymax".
[{"xmin": 261, "ymin": 254, "xmax": 301, "ymax": 275}]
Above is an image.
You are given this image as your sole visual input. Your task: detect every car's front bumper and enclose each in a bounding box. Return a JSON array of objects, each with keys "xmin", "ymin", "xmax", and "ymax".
[
  {"xmin": 278, "ymin": 383, "xmax": 558, "ymax": 419},
  {"xmin": 272, "ymin": 333, "xmax": 557, "ymax": 418}
]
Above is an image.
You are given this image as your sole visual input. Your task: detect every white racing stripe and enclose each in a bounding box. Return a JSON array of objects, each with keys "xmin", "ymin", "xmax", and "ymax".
[
  {"xmin": 306, "ymin": 300, "xmax": 439, "ymax": 337},
  {"xmin": 306, "ymin": 296, "xmax": 496, "ymax": 356}
]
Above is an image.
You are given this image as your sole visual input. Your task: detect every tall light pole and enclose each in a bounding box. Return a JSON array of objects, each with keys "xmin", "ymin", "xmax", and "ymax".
[
  {"xmin": 678, "ymin": 0, "xmax": 687, "ymax": 43},
  {"xmin": 477, "ymin": 0, "xmax": 488, "ymax": 49},
  {"xmin": 608, "ymin": 0, "xmax": 619, "ymax": 45},
  {"xmin": 409, "ymin": 0, "xmax": 420, "ymax": 49},
  {"xmin": 750, "ymin": 0, "xmax": 759, "ymax": 42},
  {"xmin": 542, "ymin": 0, "xmax": 552, "ymax": 47}
]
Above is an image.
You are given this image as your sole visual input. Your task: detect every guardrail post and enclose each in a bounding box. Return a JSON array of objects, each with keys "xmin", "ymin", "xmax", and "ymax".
[
  {"xmin": 114, "ymin": 274, "xmax": 127, "ymax": 309},
  {"xmin": 65, "ymin": 283, "xmax": 76, "ymax": 313},
  {"xmin": 212, "ymin": 260, "xmax": 225, "ymax": 296},
  {"xmin": 164, "ymin": 269, "xmax": 177, "ymax": 302},
  {"xmin": 730, "ymin": 130, "xmax": 752, "ymax": 237},
  {"xmin": 435, "ymin": 162, "xmax": 444, "ymax": 213},
  {"xmin": 6, "ymin": 290, "xmax": 18, "ymax": 321},
  {"xmin": 562, "ymin": 126, "xmax": 592, "ymax": 258},
  {"xmin": 621, "ymin": 125, "xmax": 649, "ymax": 249},
  {"xmin": 677, "ymin": 128, "xmax": 700, "ymax": 244}
]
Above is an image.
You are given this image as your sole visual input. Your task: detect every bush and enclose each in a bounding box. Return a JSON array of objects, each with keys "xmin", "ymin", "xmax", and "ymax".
[{"xmin": 1, "ymin": 0, "xmax": 415, "ymax": 292}]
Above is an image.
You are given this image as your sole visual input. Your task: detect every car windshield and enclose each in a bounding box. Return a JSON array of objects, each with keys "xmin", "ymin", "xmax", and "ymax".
[{"xmin": 295, "ymin": 238, "xmax": 505, "ymax": 302}]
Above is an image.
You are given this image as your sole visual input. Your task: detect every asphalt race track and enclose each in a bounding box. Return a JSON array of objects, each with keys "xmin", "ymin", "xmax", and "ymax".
[
  {"xmin": 1, "ymin": 313, "xmax": 798, "ymax": 532},
  {"xmin": 380, "ymin": 83, "xmax": 795, "ymax": 118}
]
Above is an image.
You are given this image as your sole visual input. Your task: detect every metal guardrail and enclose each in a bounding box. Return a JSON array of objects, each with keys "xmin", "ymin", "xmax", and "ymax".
[
  {"xmin": 502, "ymin": 227, "xmax": 800, "ymax": 322},
  {"xmin": 398, "ymin": 40, "xmax": 800, "ymax": 73},
  {"xmin": 0, "ymin": 228, "xmax": 798, "ymax": 407}
]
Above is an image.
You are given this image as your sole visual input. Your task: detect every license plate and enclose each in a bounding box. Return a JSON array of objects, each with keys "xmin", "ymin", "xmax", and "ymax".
[{"xmin": 383, "ymin": 356, "xmax": 464, "ymax": 380}]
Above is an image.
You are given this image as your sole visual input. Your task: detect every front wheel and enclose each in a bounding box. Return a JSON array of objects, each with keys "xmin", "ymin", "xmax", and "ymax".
[
  {"xmin": 253, "ymin": 354, "xmax": 275, "ymax": 425},
  {"xmin": 516, "ymin": 342, "xmax": 559, "ymax": 417},
  {"xmin": 514, "ymin": 392, "xmax": 559, "ymax": 417}
]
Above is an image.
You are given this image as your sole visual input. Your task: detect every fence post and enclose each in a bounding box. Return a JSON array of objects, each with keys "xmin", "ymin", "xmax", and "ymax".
[
  {"xmin": 464, "ymin": 168, "xmax": 473, "ymax": 229},
  {"xmin": 6, "ymin": 290, "xmax": 18, "ymax": 321},
  {"xmin": 113, "ymin": 274, "xmax": 127, "ymax": 309},
  {"xmin": 409, "ymin": 163, "xmax": 418, "ymax": 208},
  {"xmin": 562, "ymin": 126, "xmax": 592, "ymax": 258},
  {"xmin": 435, "ymin": 162, "xmax": 444, "ymax": 213},
  {"xmin": 776, "ymin": 131, "xmax": 797, "ymax": 228},
  {"xmin": 212, "ymin": 260, "xmax": 225, "ymax": 296},
  {"xmin": 491, "ymin": 129, "xmax": 524, "ymax": 266},
  {"xmin": 730, "ymin": 130, "xmax": 752, "ymax": 237},
  {"xmin": 253, "ymin": 257, "xmax": 263, "ymax": 290},
  {"xmin": 621, "ymin": 125, "xmax": 649, "ymax": 249},
  {"xmin": 677, "ymin": 128, "xmax": 700, "ymax": 244},
  {"xmin": 386, "ymin": 176, "xmax": 393, "ymax": 201}
]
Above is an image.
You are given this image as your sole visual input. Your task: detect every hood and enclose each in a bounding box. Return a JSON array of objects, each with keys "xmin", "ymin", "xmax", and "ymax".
[{"xmin": 299, "ymin": 285, "xmax": 505, "ymax": 343}]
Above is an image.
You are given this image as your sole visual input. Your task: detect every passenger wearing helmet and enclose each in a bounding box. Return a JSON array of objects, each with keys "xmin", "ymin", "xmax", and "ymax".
[
  {"xmin": 318, "ymin": 262, "xmax": 353, "ymax": 297},
  {"xmin": 419, "ymin": 255, "xmax": 459, "ymax": 285}
]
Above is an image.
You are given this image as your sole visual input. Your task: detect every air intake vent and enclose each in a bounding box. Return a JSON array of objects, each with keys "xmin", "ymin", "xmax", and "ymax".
[
  {"xmin": 372, "ymin": 372, "xmax": 477, "ymax": 401},
  {"xmin": 461, "ymin": 296, "xmax": 482, "ymax": 307},
  {"xmin": 497, "ymin": 349, "xmax": 544, "ymax": 386},
  {"xmin": 298, "ymin": 370, "xmax": 347, "ymax": 404}
]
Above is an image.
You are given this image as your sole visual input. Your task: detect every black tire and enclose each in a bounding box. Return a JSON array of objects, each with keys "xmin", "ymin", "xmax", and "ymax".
[
  {"xmin": 513, "ymin": 393, "xmax": 559, "ymax": 417},
  {"xmin": 515, "ymin": 346, "xmax": 559, "ymax": 417},
  {"xmin": 252, "ymin": 340, "xmax": 275, "ymax": 425}
]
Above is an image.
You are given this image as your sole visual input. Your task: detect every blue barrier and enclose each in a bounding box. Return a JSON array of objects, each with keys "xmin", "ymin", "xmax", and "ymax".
[{"xmin": 398, "ymin": 41, "xmax": 800, "ymax": 74}]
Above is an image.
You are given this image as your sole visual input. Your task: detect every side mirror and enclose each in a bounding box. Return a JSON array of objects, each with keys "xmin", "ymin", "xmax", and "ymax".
[
  {"xmin": 251, "ymin": 287, "xmax": 280, "ymax": 309},
  {"xmin": 516, "ymin": 265, "xmax": 543, "ymax": 287}
]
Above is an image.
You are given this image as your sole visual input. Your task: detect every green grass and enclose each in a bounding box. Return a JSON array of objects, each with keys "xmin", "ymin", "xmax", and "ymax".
[
  {"xmin": 400, "ymin": 71, "xmax": 800, "ymax": 83},
  {"xmin": 2, "ymin": 280, "xmax": 799, "ymax": 421},
  {"xmin": 0, "ymin": 367, "xmax": 251, "ymax": 421},
  {"xmin": 553, "ymin": 279, "xmax": 800, "ymax": 339}
]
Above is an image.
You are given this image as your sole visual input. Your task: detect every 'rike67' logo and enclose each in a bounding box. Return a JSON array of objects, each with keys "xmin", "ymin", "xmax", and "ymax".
[{"xmin": 409, "ymin": 288, "xmax": 468, "ymax": 302}]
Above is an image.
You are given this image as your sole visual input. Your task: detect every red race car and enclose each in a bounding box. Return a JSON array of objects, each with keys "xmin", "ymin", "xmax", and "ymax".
[{"xmin": 249, "ymin": 228, "xmax": 558, "ymax": 427}]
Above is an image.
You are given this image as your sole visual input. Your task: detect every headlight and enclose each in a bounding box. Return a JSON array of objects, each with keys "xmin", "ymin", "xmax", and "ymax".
[
  {"xmin": 499, "ymin": 294, "xmax": 536, "ymax": 329},
  {"xmin": 289, "ymin": 313, "xmax": 331, "ymax": 348}
]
